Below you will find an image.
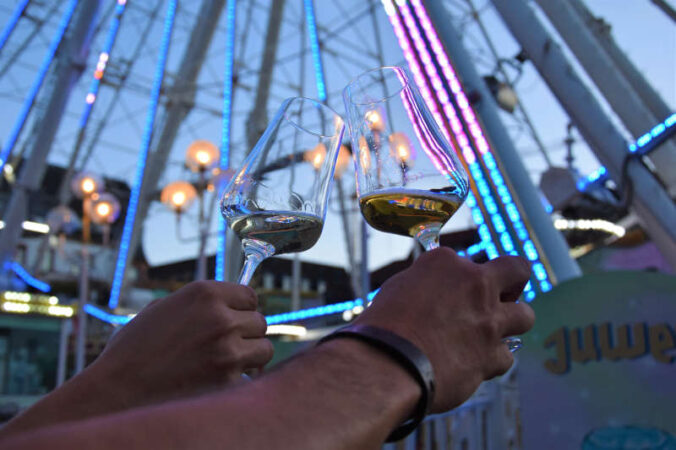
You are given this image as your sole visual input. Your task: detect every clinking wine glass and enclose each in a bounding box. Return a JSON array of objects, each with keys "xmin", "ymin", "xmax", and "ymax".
[
  {"xmin": 220, "ymin": 97, "xmax": 345, "ymax": 285},
  {"xmin": 343, "ymin": 66, "xmax": 469, "ymax": 250},
  {"xmin": 343, "ymin": 66, "xmax": 521, "ymax": 351}
]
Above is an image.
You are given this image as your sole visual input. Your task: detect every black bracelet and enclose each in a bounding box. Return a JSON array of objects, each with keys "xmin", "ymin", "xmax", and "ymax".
[{"xmin": 317, "ymin": 325, "xmax": 435, "ymax": 442}]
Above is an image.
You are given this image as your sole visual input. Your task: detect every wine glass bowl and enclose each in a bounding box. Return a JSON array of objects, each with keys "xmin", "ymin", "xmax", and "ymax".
[
  {"xmin": 343, "ymin": 66, "xmax": 469, "ymax": 251},
  {"xmin": 220, "ymin": 97, "xmax": 345, "ymax": 285}
]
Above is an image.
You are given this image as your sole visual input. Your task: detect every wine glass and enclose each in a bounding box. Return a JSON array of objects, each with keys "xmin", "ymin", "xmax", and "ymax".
[
  {"xmin": 220, "ymin": 97, "xmax": 345, "ymax": 285},
  {"xmin": 343, "ymin": 66, "xmax": 469, "ymax": 250},
  {"xmin": 343, "ymin": 66, "xmax": 521, "ymax": 351}
]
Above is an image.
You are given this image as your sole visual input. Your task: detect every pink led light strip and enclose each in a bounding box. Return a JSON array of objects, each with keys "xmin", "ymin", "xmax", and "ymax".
[
  {"xmin": 393, "ymin": 2, "xmax": 479, "ymax": 167},
  {"xmin": 409, "ymin": 0, "xmax": 491, "ymax": 155}
]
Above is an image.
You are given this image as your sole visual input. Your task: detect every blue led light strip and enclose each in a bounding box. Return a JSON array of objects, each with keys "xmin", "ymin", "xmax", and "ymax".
[
  {"xmin": 85, "ymin": 304, "xmax": 133, "ymax": 325},
  {"xmin": 7, "ymin": 261, "xmax": 51, "ymax": 293},
  {"xmin": 267, "ymin": 299, "xmax": 364, "ymax": 325},
  {"xmin": 579, "ymin": 112, "xmax": 676, "ymax": 191},
  {"xmin": 0, "ymin": 0, "xmax": 79, "ymax": 173},
  {"xmin": 78, "ymin": 1, "xmax": 127, "ymax": 128},
  {"xmin": 215, "ymin": 0, "xmax": 237, "ymax": 282},
  {"xmin": 303, "ymin": 0, "xmax": 326, "ymax": 102},
  {"xmin": 89, "ymin": 289, "xmax": 381, "ymax": 327},
  {"xmin": 0, "ymin": 0, "xmax": 30, "ymax": 53},
  {"xmin": 108, "ymin": 0, "xmax": 177, "ymax": 309}
]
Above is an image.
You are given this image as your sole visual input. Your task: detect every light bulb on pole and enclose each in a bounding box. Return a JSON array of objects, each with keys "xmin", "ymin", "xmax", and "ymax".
[
  {"xmin": 333, "ymin": 145, "xmax": 352, "ymax": 180},
  {"xmin": 365, "ymin": 109, "xmax": 386, "ymax": 133},
  {"xmin": 304, "ymin": 143, "xmax": 327, "ymax": 171},
  {"xmin": 358, "ymin": 136, "xmax": 372, "ymax": 172},
  {"xmin": 90, "ymin": 192, "xmax": 120, "ymax": 245},
  {"xmin": 70, "ymin": 171, "xmax": 103, "ymax": 376},
  {"xmin": 388, "ymin": 132, "xmax": 415, "ymax": 185},
  {"xmin": 185, "ymin": 140, "xmax": 220, "ymax": 173},
  {"xmin": 161, "ymin": 181, "xmax": 197, "ymax": 214}
]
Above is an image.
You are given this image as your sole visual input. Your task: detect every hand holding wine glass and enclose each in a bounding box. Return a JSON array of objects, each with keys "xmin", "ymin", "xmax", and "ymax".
[{"xmin": 220, "ymin": 97, "xmax": 345, "ymax": 285}]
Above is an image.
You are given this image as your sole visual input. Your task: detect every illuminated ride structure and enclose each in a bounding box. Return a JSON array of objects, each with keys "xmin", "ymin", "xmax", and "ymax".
[
  {"xmin": 0, "ymin": 0, "xmax": 674, "ymax": 445},
  {"xmin": 0, "ymin": 1, "xmax": 674, "ymax": 333}
]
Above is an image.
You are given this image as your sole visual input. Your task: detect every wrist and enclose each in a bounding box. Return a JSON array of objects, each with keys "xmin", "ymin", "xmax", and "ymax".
[
  {"xmin": 319, "ymin": 325, "xmax": 434, "ymax": 441},
  {"xmin": 318, "ymin": 337, "xmax": 421, "ymax": 441}
]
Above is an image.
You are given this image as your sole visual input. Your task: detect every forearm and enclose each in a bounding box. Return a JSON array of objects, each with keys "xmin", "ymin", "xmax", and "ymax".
[
  {"xmin": 232, "ymin": 339, "xmax": 420, "ymax": 449},
  {"xmin": 2, "ymin": 339, "xmax": 419, "ymax": 450}
]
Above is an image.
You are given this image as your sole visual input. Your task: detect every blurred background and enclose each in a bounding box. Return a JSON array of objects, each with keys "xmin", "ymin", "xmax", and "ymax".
[{"xmin": 0, "ymin": 0, "xmax": 674, "ymax": 447}]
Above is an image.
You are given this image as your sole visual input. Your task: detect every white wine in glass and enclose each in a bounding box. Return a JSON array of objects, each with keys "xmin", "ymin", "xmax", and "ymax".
[
  {"xmin": 221, "ymin": 97, "xmax": 345, "ymax": 285},
  {"xmin": 359, "ymin": 188, "xmax": 464, "ymax": 239},
  {"xmin": 228, "ymin": 211, "xmax": 324, "ymax": 255}
]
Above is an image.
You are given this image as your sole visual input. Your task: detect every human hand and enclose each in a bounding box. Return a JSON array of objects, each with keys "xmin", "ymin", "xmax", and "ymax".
[
  {"xmin": 354, "ymin": 248, "xmax": 534, "ymax": 413},
  {"xmin": 88, "ymin": 281, "xmax": 273, "ymax": 408}
]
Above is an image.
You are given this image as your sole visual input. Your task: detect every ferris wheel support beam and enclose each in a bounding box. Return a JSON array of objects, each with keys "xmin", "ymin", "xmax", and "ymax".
[
  {"xmin": 491, "ymin": 0, "xmax": 676, "ymax": 269},
  {"xmin": 461, "ymin": 0, "xmax": 553, "ymax": 169},
  {"xmin": 0, "ymin": 0, "xmax": 102, "ymax": 267},
  {"xmin": 114, "ymin": 0, "xmax": 226, "ymax": 305},
  {"xmin": 0, "ymin": 2, "xmax": 62, "ymax": 79},
  {"xmin": 245, "ymin": 0, "xmax": 287, "ymax": 150},
  {"xmin": 534, "ymin": 0, "xmax": 676, "ymax": 195},
  {"xmin": 224, "ymin": 0, "xmax": 287, "ymax": 284},
  {"xmin": 567, "ymin": 0, "xmax": 671, "ymax": 121},
  {"xmin": 424, "ymin": 0, "xmax": 582, "ymax": 283}
]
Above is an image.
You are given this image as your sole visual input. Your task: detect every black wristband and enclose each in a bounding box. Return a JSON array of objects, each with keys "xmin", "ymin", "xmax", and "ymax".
[{"xmin": 317, "ymin": 325, "xmax": 435, "ymax": 442}]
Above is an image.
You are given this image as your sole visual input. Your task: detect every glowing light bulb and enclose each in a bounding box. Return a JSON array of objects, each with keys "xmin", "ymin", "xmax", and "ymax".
[
  {"xmin": 358, "ymin": 137, "xmax": 371, "ymax": 171},
  {"xmin": 172, "ymin": 191, "xmax": 186, "ymax": 207},
  {"xmin": 96, "ymin": 202, "xmax": 111, "ymax": 218},
  {"xmin": 305, "ymin": 143, "xmax": 327, "ymax": 171},
  {"xmin": 365, "ymin": 109, "xmax": 385, "ymax": 132},
  {"xmin": 313, "ymin": 153, "xmax": 323, "ymax": 168},
  {"xmin": 186, "ymin": 140, "xmax": 219, "ymax": 172},
  {"xmin": 388, "ymin": 132, "xmax": 413, "ymax": 165},
  {"xmin": 195, "ymin": 150, "xmax": 211, "ymax": 165},
  {"xmin": 333, "ymin": 145, "xmax": 351, "ymax": 179},
  {"xmin": 81, "ymin": 178, "xmax": 96, "ymax": 194}
]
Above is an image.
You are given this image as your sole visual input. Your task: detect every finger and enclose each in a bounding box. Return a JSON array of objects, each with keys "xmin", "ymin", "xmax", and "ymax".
[
  {"xmin": 201, "ymin": 281, "xmax": 259, "ymax": 311},
  {"xmin": 220, "ymin": 283, "xmax": 258, "ymax": 311},
  {"xmin": 233, "ymin": 311, "xmax": 268, "ymax": 338},
  {"xmin": 485, "ymin": 345, "xmax": 514, "ymax": 379},
  {"xmin": 237, "ymin": 338, "xmax": 274, "ymax": 369},
  {"xmin": 482, "ymin": 256, "xmax": 531, "ymax": 302},
  {"xmin": 497, "ymin": 301, "xmax": 535, "ymax": 337}
]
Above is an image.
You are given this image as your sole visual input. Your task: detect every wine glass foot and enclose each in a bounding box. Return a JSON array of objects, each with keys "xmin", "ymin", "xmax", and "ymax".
[{"xmin": 503, "ymin": 336, "xmax": 522, "ymax": 353}]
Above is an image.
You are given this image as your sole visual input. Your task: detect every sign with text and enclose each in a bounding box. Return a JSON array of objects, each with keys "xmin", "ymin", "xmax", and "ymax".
[{"xmin": 518, "ymin": 271, "xmax": 676, "ymax": 449}]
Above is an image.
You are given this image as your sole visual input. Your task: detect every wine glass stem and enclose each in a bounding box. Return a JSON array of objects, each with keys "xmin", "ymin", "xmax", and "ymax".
[
  {"xmin": 414, "ymin": 224, "xmax": 441, "ymax": 251},
  {"xmin": 238, "ymin": 252, "xmax": 264, "ymax": 285},
  {"xmin": 237, "ymin": 239, "xmax": 275, "ymax": 285}
]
